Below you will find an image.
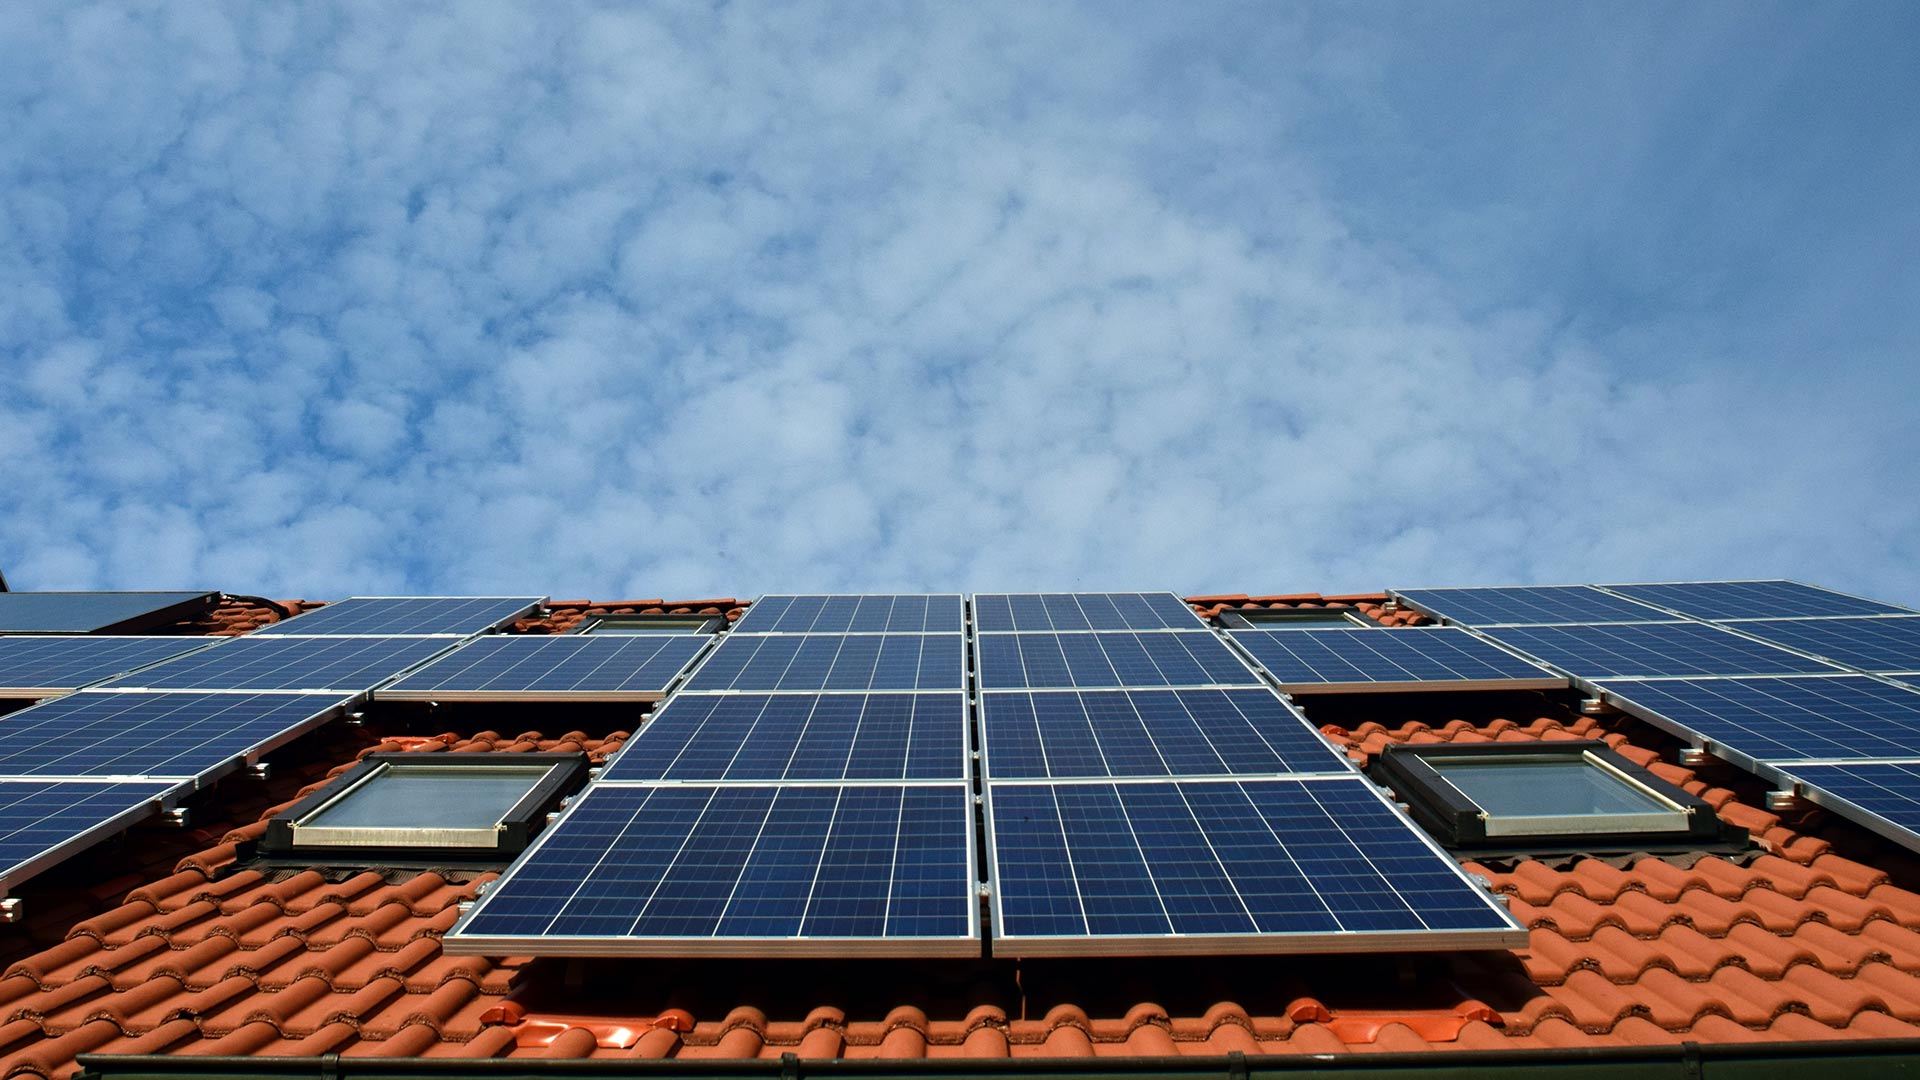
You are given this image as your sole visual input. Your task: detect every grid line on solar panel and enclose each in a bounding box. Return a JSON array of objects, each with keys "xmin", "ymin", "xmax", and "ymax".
[
  {"xmin": 1477, "ymin": 622, "xmax": 1846, "ymax": 679},
  {"xmin": 1780, "ymin": 763, "xmax": 1920, "ymax": 849},
  {"xmin": 984, "ymin": 775, "xmax": 1523, "ymax": 955},
  {"xmin": 377, "ymin": 634, "xmax": 709, "ymax": 700},
  {"xmin": 681, "ymin": 634, "xmax": 964, "ymax": 693},
  {"xmin": 731, "ymin": 595, "xmax": 964, "ymax": 635},
  {"xmin": 600, "ymin": 693, "xmax": 967, "ymax": 782},
  {"xmin": 1229, "ymin": 627, "xmax": 1563, "ymax": 692},
  {"xmin": 99, "ymin": 636, "xmax": 455, "ymax": 693},
  {"xmin": 445, "ymin": 782, "xmax": 977, "ymax": 956},
  {"xmin": 0, "ymin": 691, "xmax": 348, "ymax": 780},
  {"xmin": 1723, "ymin": 617, "xmax": 1920, "ymax": 675},
  {"xmin": 979, "ymin": 689, "xmax": 1349, "ymax": 780},
  {"xmin": 1599, "ymin": 580, "xmax": 1917, "ymax": 621},
  {"xmin": 1596, "ymin": 676, "xmax": 1920, "ymax": 766},
  {"xmin": 974, "ymin": 631, "xmax": 1260, "ymax": 691},
  {"xmin": 972, "ymin": 593, "xmax": 1203, "ymax": 633},
  {"xmin": 0, "ymin": 636, "xmax": 218, "ymax": 693},
  {"xmin": 0, "ymin": 779, "xmax": 182, "ymax": 889},
  {"xmin": 1391, "ymin": 586, "xmax": 1676, "ymax": 627},
  {"xmin": 250, "ymin": 597, "xmax": 543, "ymax": 636}
]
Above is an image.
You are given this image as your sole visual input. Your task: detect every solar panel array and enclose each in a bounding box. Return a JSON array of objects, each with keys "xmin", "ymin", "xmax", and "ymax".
[
  {"xmin": 1229, "ymin": 627, "xmax": 1563, "ymax": 693},
  {"xmin": 251, "ymin": 596, "xmax": 544, "ymax": 636},
  {"xmin": 379, "ymin": 634, "xmax": 710, "ymax": 701},
  {"xmin": 0, "ymin": 592, "xmax": 216, "ymax": 634},
  {"xmin": 971, "ymin": 593, "xmax": 1522, "ymax": 956},
  {"xmin": 455, "ymin": 592, "xmax": 1526, "ymax": 957},
  {"xmin": 988, "ymin": 777, "xmax": 1524, "ymax": 954},
  {"xmin": 1477, "ymin": 622, "xmax": 1843, "ymax": 679},
  {"xmin": 976, "ymin": 632, "xmax": 1257, "ymax": 690},
  {"xmin": 0, "ymin": 780, "xmax": 181, "ymax": 894},
  {"xmin": 1393, "ymin": 586, "xmax": 1676, "ymax": 627},
  {"xmin": 0, "ymin": 692, "xmax": 349, "ymax": 780},
  {"xmin": 1729, "ymin": 617, "xmax": 1920, "ymax": 674},
  {"xmin": 732, "ymin": 595, "xmax": 963, "ymax": 634},
  {"xmin": 455, "ymin": 595, "xmax": 979, "ymax": 956},
  {"xmin": 0, "ymin": 636, "xmax": 216, "ymax": 695},
  {"xmin": 1394, "ymin": 579, "xmax": 1920, "ymax": 859},
  {"xmin": 101, "ymin": 636, "xmax": 455, "ymax": 693},
  {"xmin": 974, "ymin": 592, "xmax": 1201, "ymax": 632},
  {"xmin": 1601, "ymin": 580, "xmax": 1917, "ymax": 621}
]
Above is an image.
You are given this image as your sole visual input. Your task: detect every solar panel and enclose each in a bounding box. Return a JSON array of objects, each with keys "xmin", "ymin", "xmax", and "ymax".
[
  {"xmin": 1602, "ymin": 580, "xmax": 1916, "ymax": 621},
  {"xmin": 979, "ymin": 689, "xmax": 1350, "ymax": 780},
  {"xmin": 732, "ymin": 595, "xmax": 964, "ymax": 634},
  {"xmin": 681, "ymin": 634, "xmax": 964, "ymax": 693},
  {"xmin": 1597, "ymin": 676, "xmax": 1920, "ymax": 767},
  {"xmin": 1230, "ymin": 627, "xmax": 1564, "ymax": 692},
  {"xmin": 0, "ymin": 779, "xmax": 182, "ymax": 893},
  {"xmin": 1392, "ymin": 586, "xmax": 1674, "ymax": 627},
  {"xmin": 445, "ymin": 783, "xmax": 977, "ymax": 957},
  {"xmin": 0, "ymin": 592, "xmax": 216, "ymax": 634},
  {"xmin": 100, "ymin": 636, "xmax": 452, "ymax": 693},
  {"xmin": 1478, "ymin": 622, "xmax": 1844, "ymax": 679},
  {"xmin": 973, "ymin": 593, "xmax": 1202, "ymax": 633},
  {"xmin": 0, "ymin": 691, "xmax": 349, "ymax": 780},
  {"xmin": 601, "ymin": 693, "xmax": 967, "ymax": 782},
  {"xmin": 1780, "ymin": 763, "xmax": 1920, "ymax": 847},
  {"xmin": 1727, "ymin": 617, "xmax": 1920, "ymax": 674},
  {"xmin": 0, "ymin": 636, "xmax": 217, "ymax": 695},
  {"xmin": 975, "ymin": 631, "xmax": 1259, "ymax": 690},
  {"xmin": 377, "ymin": 634, "xmax": 709, "ymax": 701},
  {"xmin": 250, "ymin": 596, "xmax": 543, "ymax": 636},
  {"xmin": 985, "ymin": 776, "xmax": 1524, "ymax": 955}
]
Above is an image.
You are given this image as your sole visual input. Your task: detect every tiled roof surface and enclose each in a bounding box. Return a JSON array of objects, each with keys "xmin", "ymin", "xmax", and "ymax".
[
  {"xmin": 4, "ymin": 592, "xmax": 1920, "ymax": 1077},
  {"xmin": 1187, "ymin": 593, "xmax": 1432, "ymax": 627}
]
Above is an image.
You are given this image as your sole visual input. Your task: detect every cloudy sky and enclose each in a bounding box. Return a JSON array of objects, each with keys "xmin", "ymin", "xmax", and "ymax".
[{"xmin": 3, "ymin": 2, "xmax": 1915, "ymax": 604}]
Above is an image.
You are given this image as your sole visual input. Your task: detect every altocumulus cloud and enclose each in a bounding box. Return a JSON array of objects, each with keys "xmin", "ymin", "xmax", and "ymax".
[{"xmin": 1, "ymin": 3, "xmax": 1915, "ymax": 603}]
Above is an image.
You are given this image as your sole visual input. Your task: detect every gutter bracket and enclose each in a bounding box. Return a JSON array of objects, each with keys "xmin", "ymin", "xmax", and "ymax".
[
  {"xmin": 319, "ymin": 1052, "xmax": 340, "ymax": 1080},
  {"xmin": 1680, "ymin": 1041, "xmax": 1703, "ymax": 1080},
  {"xmin": 1227, "ymin": 1049, "xmax": 1248, "ymax": 1080},
  {"xmin": 781, "ymin": 1051, "xmax": 801, "ymax": 1080}
]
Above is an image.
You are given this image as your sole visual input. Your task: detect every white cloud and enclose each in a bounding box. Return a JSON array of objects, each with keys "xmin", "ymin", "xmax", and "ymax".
[{"xmin": 0, "ymin": 2, "xmax": 1913, "ymax": 608}]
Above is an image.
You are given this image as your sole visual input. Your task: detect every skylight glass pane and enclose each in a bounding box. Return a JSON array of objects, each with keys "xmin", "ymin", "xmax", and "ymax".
[
  {"xmin": 302, "ymin": 765, "xmax": 547, "ymax": 830},
  {"xmin": 1428, "ymin": 757, "xmax": 1670, "ymax": 817}
]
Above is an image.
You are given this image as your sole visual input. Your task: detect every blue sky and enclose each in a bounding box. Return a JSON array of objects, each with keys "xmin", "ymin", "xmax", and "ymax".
[{"xmin": 2, "ymin": 2, "xmax": 1915, "ymax": 604}]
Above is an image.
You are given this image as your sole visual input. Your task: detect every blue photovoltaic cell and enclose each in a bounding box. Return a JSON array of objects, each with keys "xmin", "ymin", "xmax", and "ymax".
[
  {"xmin": 988, "ymin": 777, "xmax": 1518, "ymax": 950},
  {"xmin": 251, "ymin": 597, "xmax": 542, "ymax": 636},
  {"xmin": 682, "ymin": 635, "xmax": 963, "ymax": 692},
  {"xmin": 0, "ymin": 779, "xmax": 180, "ymax": 883},
  {"xmin": 1479, "ymin": 622, "xmax": 1844, "ymax": 679},
  {"xmin": 975, "ymin": 632, "xmax": 1258, "ymax": 690},
  {"xmin": 100, "ymin": 636, "xmax": 451, "ymax": 692},
  {"xmin": 0, "ymin": 636, "xmax": 215, "ymax": 692},
  {"xmin": 732, "ymin": 595, "xmax": 963, "ymax": 634},
  {"xmin": 1730, "ymin": 618, "xmax": 1920, "ymax": 674},
  {"xmin": 1597, "ymin": 676, "xmax": 1920, "ymax": 764},
  {"xmin": 1603, "ymin": 581, "xmax": 1916, "ymax": 621},
  {"xmin": 1783, "ymin": 763, "xmax": 1920, "ymax": 838},
  {"xmin": 453, "ymin": 784, "xmax": 974, "ymax": 950},
  {"xmin": 1230, "ymin": 627, "xmax": 1561, "ymax": 689},
  {"xmin": 0, "ymin": 592, "xmax": 215, "ymax": 634},
  {"xmin": 973, "ymin": 593, "xmax": 1202, "ymax": 633},
  {"xmin": 0, "ymin": 691, "xmax": 347, "ymax": 779},
  {"xmin": 980, "ymin": 689, "xmax": 1348, "ymax": 779},
  {"xmin": 603, "ymin": 693, "xmax": 967, "ymax": 782},
  {"xmin": 1393, "ymin": 586, "xmax": 1673, "ymax": 627},
  {"xmin": 381, "ymin": 634, "xmax": 708, "ymax": 698}
]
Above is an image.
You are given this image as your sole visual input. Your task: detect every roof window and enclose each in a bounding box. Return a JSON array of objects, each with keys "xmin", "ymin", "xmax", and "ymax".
[
  {"xmin": 260, "ymin": 752, "xmax": 586, "ymax": 859},
  {"xmin": 1219, "ymin": 607, "xmax": 1371, "ymax": 629},
  {"xmin": 1373, "ymin": 740, "xmax": 1739, "ymax": 849},
  {"xmin": 574, "ymin": 613, "xmax": 724, "ymax": 634}
]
